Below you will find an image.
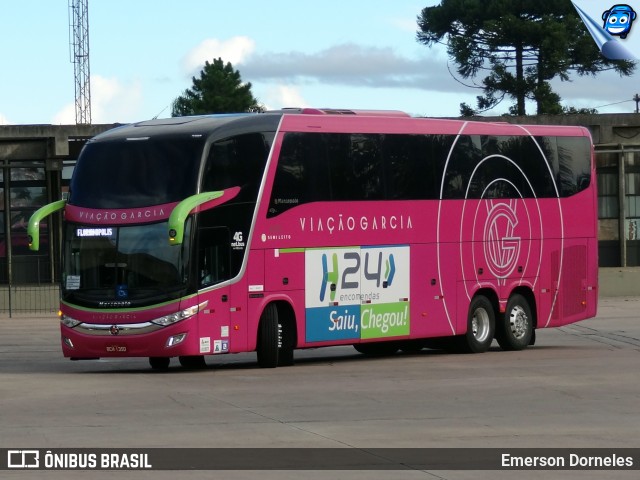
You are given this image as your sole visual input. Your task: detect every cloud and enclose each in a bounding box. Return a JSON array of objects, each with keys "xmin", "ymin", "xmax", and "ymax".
[
  {"xmin": 52, "ymin": 75, "xmax": 143, "ymax": 124},
  {"xmin": 551, "ymin": 70, "xmax": 639, "ymax": 108},
  {"xmin": 261, "ymin": 85, "xmax": 310, "ymax": 110},
  {"xmin": 0, "ymin": 112, "xmax": 9, "ymax": 125},
  {"xmin": 182, "ymin": 36, "xmax": 256, "ymax": 76},
  {"xmin": 241, "ymin": 43, "xmax": 461, "ymax": 93}
]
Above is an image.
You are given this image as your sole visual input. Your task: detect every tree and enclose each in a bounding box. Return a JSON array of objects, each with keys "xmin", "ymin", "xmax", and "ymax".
[
  {"xmin": 417, "ymin": 0, "xmax": 635, "ymax": 115},
  {"xmin": 172, "ymin": 58, "xmax": 263, "ymax": 116}
]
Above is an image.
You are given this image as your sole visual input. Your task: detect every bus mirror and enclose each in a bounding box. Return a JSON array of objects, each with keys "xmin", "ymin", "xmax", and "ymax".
[
  {"xmin": 168, "ymin": 191, "xmax": 224, "ymax": 245},
  {"xmin": 27, "ymin": 200, "xmax": 66, "ymax": 251}
]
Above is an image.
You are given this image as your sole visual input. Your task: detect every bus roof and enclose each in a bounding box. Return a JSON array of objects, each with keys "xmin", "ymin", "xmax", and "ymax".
[{"xmin": 89, "ymin": 109, "xmax": 589, "ymax": 142}]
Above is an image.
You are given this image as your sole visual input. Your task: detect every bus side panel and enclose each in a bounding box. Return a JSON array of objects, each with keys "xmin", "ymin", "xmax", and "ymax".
[
  {"xmin": 436, "ymin": 242, "xmax": 459, "ymax": 336},
  {"xmin": 264, "ymin": 248, "xmax": 305, "ymax": 292},
  {"xmin": 228, "ymin": 278, "xmax": 249, "ymax": 353},
  {"xmin": 587, "ymin": 236, "xmax": 598, "ymax": 319},
  {"xmin": 409, "ymin": 243, "xmax": 454, "ymax": 339},
  {"xmin": 546, "ymin": 238, "xmax": 590, "ymax": 328},
  {"xmin": 245, "ymin": 248, "xmax": 265, "ymax": 352}
]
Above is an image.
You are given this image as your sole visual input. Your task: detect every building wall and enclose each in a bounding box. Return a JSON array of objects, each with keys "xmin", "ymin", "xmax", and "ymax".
[{"xmin": 1, "ymin": 124, "xmax": 117, "ymax": 285}]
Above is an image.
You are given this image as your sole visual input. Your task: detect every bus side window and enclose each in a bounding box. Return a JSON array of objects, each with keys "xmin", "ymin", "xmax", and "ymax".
[
  {"xmin": 382, "ymin": 134, "xmax": 420, "ymax": 200},
  {"xmin": 198, "ymin": 227, "xmax": 230, "ymax": 287},
  {"xmin": 557, "ymin": 137, "xmax": 591, "ymax": 196},
  {"xmin": 203, "ymin": 133, "xmax": 270, "ymax": 202},
  {"xmin": 268, "ymin": 133, "xmax": 330, "ymax": 217}
]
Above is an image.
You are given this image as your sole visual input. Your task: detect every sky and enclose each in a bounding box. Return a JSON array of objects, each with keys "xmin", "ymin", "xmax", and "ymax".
[{"xmin": 0, "ymin": 0, "xmax": 638, "ymax": 126}]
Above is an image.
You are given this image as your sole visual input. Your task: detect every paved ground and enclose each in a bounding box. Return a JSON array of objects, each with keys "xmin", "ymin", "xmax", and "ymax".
[{"xmin": 1, "ymin": 297, "xmax": 639, "ymax": 479}]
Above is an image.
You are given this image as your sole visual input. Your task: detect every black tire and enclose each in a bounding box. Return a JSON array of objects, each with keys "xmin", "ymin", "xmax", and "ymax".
[
  {"xmin": 458, "ymin": 295, "xmax": 495, "ymax": 353},
  {"xmin": 178, "ymin": 355, "xmax": 207, "ymax": 369},
  {"xmin": 353, "ymin": 341, "xmax": 399, "ymax": 356},
  {"xmin": 496, "ymin": 294, "xmax": 533, "ymax": 351},
  {"xmin": 149, "ymin": 357, "xmax": 170, "ymax": 370},
  {"xmin": 257, "ymin": 304, "xmax": 281, "ymax": 368},
  {"xmin": 277, "ymin": 318, "xmax": 295, "ymax": 367}
]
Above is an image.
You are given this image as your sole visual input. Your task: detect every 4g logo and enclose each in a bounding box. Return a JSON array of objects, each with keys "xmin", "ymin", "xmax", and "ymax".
[
  {"xmin": 231, "ymin": 231, "xmax": 245, "ymax": 250},
  {"xmin": 318, "ymin": 249, "xmax": 396, "ymax": 302}
]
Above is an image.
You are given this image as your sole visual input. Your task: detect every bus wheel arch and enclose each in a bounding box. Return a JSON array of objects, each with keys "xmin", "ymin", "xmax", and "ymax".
[
  {"xmin": 496, "ymin": 288, "xmax": 536, "ymax": 351},
  {"xmin": 256, "ymin": 301, "xmax": 297, "ymax": 368}
]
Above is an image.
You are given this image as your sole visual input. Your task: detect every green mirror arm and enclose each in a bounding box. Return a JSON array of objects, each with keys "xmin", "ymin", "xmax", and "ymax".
[
  {"xmin": 28, "ymin": 200, "xmax": 66, "ymax": 251},
  {"xmin": 168, "ymin": 191, "xmax": 224, "ymax": 245}
]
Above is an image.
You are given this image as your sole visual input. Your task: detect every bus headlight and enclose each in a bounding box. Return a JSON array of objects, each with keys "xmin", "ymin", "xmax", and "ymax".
[
  {"xmin": 60, "ymin": 315, "xmax": 82, "ymax": 328},
  {"xmin": 151, "ymin": 301, "xmax": 208, "ymax": 327}
]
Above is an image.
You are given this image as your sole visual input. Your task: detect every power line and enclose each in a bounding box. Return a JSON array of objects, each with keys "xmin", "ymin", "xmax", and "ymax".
[{"xmin": 591, "ymin": 98, "xmax": 635, "ymax": 110}]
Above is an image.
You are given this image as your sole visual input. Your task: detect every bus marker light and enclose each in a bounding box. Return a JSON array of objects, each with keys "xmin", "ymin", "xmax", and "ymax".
[{"xmin": 234, "ymin": 325, "xmax": 240, "ymax": 331}]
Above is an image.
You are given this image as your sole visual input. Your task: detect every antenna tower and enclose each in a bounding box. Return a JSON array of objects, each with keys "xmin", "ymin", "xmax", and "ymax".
[{"xmin": 69, "ymin": 0, "xmax": 91, "ymax": 124}]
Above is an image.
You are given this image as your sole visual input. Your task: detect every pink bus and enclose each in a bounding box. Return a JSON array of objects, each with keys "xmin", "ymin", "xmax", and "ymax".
[{"xmin": 29, "ymin": 109, "xmax": 598, "ymax": 369}]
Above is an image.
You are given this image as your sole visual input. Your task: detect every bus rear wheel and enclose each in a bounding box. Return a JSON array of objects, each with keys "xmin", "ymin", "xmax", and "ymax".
[
  {"xmin": 458, "ymin": 295, "xmax": 495, "ymax": 353},
  {"xmin": 496, "ymin": 294, "xmax": 533, "ymax": 351}
]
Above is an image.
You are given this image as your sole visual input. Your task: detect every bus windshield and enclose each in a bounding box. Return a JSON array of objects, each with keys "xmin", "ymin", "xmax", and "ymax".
[
  {"xmin": 69, "ymin": 137, "xmax": 205, "ymax": 209},
  {"xmin": 62, "ymin": 221, "xmax": 192, "ymax": 307}
]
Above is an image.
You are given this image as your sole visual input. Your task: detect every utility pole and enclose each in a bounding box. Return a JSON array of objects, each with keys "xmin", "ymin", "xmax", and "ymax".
[
  {"xmin": 634, "ymin": 93, "xmax": 640, "ymax": 114},
  {"xmin": 69, "ymin": 0, "xmax": 91, "ymax": 124}
]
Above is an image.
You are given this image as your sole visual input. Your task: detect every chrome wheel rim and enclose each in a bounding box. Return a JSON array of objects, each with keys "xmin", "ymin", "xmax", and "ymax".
[
  {"xmin": 471, "ymin": 307, "xmax": 491, "ymax": 343},
  {"xmin": 509, "ymin": 305, "xmax": 529, "ymax": 340}
]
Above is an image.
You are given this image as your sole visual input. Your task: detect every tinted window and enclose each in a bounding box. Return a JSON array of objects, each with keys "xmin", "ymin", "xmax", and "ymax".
[
  {"xmin": 328, "ymin": 134, "xmax": 384, "ymax": 201},
  {"xmin": 70, "ymin": 137, "xmax": 204, "ymax": 209},
  {"xmin": 441, "ymin": 135, "xmax": 481, "ymax": 199},
  {"xmin": 536, "ymin": 136, "xmax": 591, "ymax": 197},
  {"xmin": 202, "ymin": 132, "xmax": 272, "ymax": 202},
  {"xmin": 557, "ymin": 137, "xmax": 591, "ymax": 196},
  {"xmin": 267, "ymin": 131, "xmax": 591, "ymax": 217},
  {"xmin": 268, "ymin": 132, "xmax": 330, "ymax": 217}
]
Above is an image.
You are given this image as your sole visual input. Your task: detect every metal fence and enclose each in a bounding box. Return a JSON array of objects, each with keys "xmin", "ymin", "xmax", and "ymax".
[{"xmin": 0, "ymin": 284, "xmax": 60, "ymax": 317}]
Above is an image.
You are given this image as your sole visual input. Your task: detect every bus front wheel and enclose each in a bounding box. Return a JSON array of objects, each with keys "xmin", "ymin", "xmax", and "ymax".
[
  {"xmin": 257, "ymin": 304, "xmax": 294, "ymax": 368},
  {"xmin": 496, "ymin": 294, "xmax": 533, "ymax": 351},
  {"xmin": 149, "ymin": 357, "xmax": 170, "ymax": 370},
  {"xmin": 459, "ymin": 295, "xmax": 495, "ymax": 353}
]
